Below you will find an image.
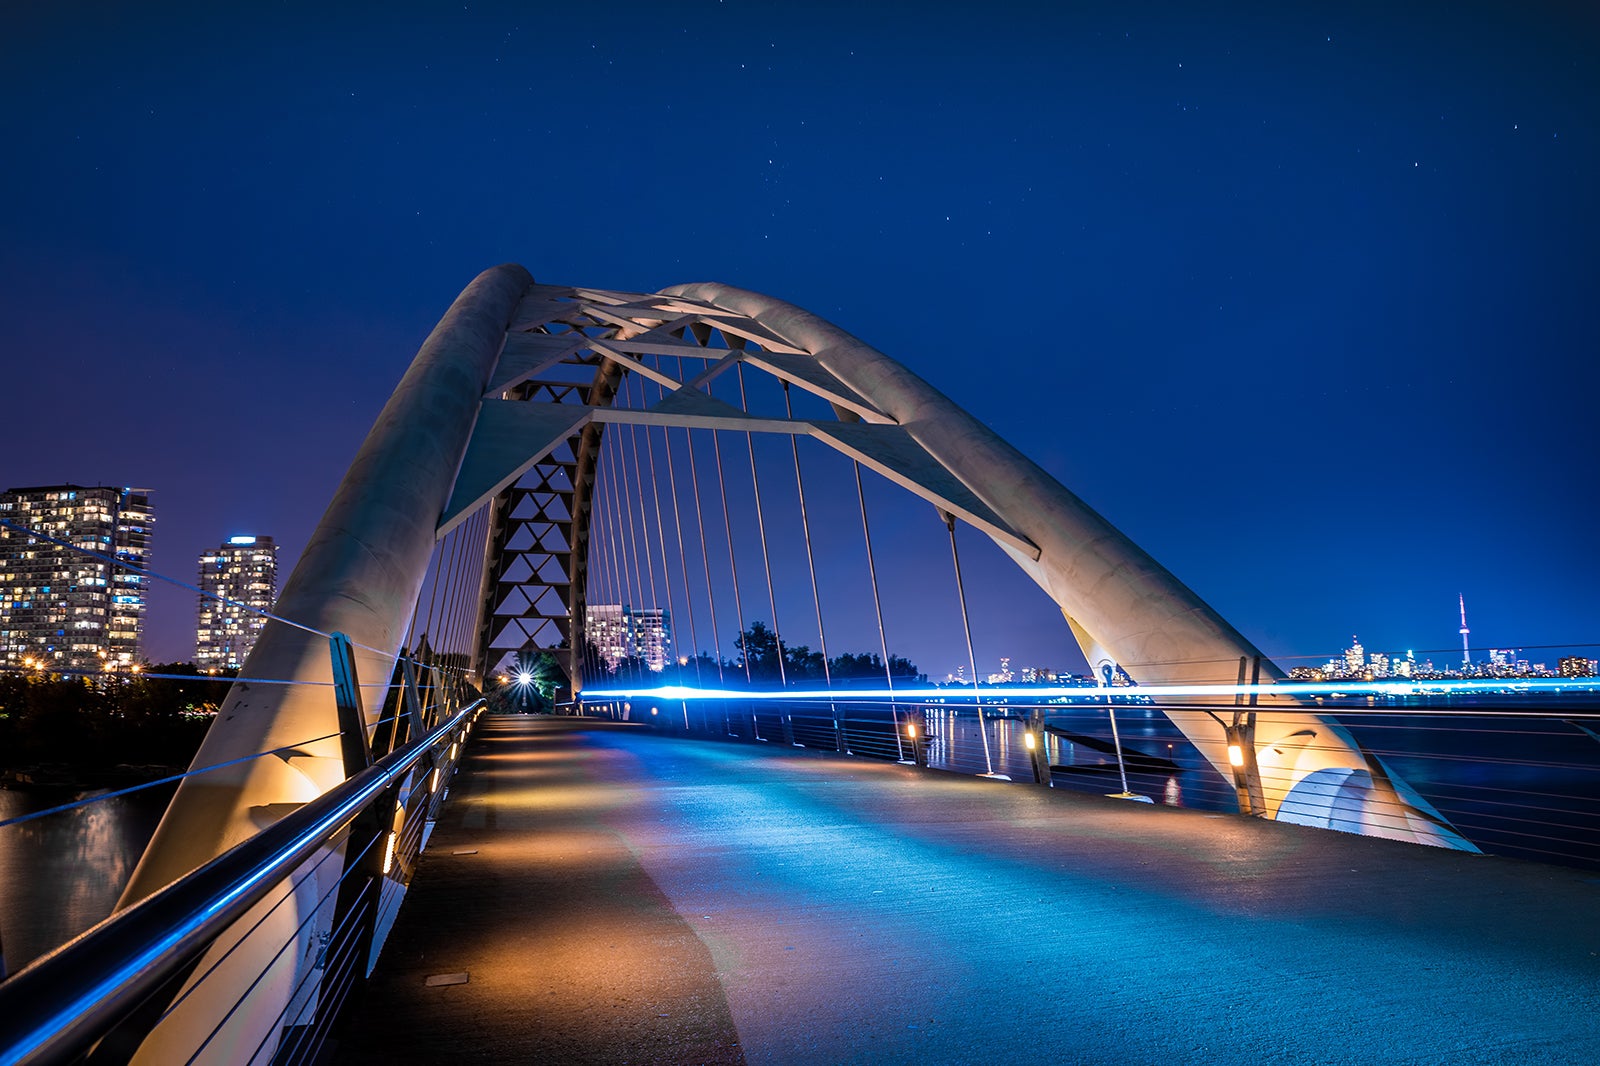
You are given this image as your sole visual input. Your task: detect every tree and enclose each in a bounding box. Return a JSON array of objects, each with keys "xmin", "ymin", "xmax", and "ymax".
[
  {"xmin": 734, "ymin": 621, "xmax": 785, "ymax": 683},
  {"xmin": 730, "ymin": 623, "xmax": 920, "ymax": 688}
]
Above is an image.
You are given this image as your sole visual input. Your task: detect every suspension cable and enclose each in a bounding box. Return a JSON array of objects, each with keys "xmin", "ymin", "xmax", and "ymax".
[
  {"xmin": 620, "ymin": 376, "xmax": 678, "ymax": 672},
  {"xmin": 945, "ymin": 514, "xmax": 996, "ymax": 775},
  {"xmin": 738, "ymin": 363, "xmax": 788, "ymax": 688},
  {"xmin": 623, "ymin": 386, "xmax": 666, "ymax": 657},
  {"xmin": 636, "ymin": 376, "xmax": 681, "ymax": 672},
  {"xmin": 608, "ymin": 419, "xmax": 649, "ymax": 679},
  {"xmin": 682, "ymin": 424, "xmax": 724, "ymax": 682},
  {"xmin": 655, "ymin": 364, "xmax": 704, "ymax": 681},
  {"xmin": 783, "ymin": 382, "xmax": 832, "ymax": 686},
  {"xmin": 634, "ymin": 372, "xmax": 686, "ymax": 673},
  {"xmin": 854, "ymin": 460, "xmax": 905, "ymax": 761},
  {"xmin": 597, "ymin": 429, "xmax": 630, "ymax": 674},
  {"xmin": 711, "ymin": 428, "xmax": 751, "ymax": 685}
]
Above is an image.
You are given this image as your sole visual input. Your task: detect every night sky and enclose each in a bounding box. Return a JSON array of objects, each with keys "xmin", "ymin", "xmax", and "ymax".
[{"xmin": 2, "ymin": 2, "xmax": 1595, "ymax": 676}]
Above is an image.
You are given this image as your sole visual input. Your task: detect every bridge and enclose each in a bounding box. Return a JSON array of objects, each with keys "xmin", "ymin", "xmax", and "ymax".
[{"xmin": 1, "ymin": 266, "xmax": 1597, "ymax": 1063}]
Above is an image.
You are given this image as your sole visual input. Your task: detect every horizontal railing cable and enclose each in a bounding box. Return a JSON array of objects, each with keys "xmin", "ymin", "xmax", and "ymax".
[
  {"xmin": 0, "ymin": 515, "xmax": 458, "ymax": 671},
  {"xmin": 0, "ymin": 698, "xmax": 484, "ymax": 1066},
  {"xmin": 0, "ymin": 695, "xmax": 429, "ymax": 830},
  {"xmin": 576, "ymin": 689, "xmax": 1599, "ymax": 867}
]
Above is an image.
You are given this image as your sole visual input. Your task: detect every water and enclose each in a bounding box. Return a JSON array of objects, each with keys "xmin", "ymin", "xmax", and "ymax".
[
  {"xmin": 920, "ymin": 700, "xmax": 1600, "ymax": 870},
  {"xmin": 0, "ymin": 785, "xmax": 171, "ymax": 974}
]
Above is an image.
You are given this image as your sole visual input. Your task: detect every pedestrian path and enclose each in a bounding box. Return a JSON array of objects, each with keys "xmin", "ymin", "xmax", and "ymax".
[{"xmin": 336, "ymin": 715, "xmax": 1600, "ymax": 1064}]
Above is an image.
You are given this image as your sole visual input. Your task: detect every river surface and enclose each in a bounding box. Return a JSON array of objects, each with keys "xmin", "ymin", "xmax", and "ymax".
[{"xmin": 0, "ymin": 785, "xmax": 171, "ymax": 974}]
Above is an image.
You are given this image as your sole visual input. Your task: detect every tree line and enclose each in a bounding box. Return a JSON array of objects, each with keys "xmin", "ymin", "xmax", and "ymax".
[
  {"xmin": 0, "ymin": 665, "xmax": 228, "ymax": 774},
  {"xmin": 581, "ymin": 620, "xmax": 924, "ymax": 687}
]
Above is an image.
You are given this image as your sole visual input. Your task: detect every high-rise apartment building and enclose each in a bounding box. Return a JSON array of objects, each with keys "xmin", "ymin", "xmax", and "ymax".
[
  {"xmin": 196, "ymin": 535, "xmax": 279, "ymax": 672},
  {"xmin": 584, "ymin": 603, "xmax": 671, "ymax": 672},
  {"xmin": 0, "ymin": 485, "xmax": 153, "ymax": 671},
  {"xmin": 627, "ymin": 607, "xmax": 671, "ymax": 671},
  {"xmin": 585, "ymin": 603, "xmax": 628, "ymax": 670},
  {"xmin": 1558, "ymin": 656, "xmax": 1598, "ymax": 678}
]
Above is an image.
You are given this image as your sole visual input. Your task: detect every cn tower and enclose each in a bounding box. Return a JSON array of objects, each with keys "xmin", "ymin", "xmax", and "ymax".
[{"xmin": 1459, "ymin": 594, "xmax": 1471, "ymax": 665}]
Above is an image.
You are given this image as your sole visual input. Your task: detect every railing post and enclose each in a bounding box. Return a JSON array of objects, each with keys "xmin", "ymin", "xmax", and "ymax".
[
  {"xmin": 1027, "ymin": 708, "xmax": 1052, "ymax": 786},
  {"xmin": 908, "ymin": 706, "xmax": 928, "ymax": 768},
  {"xmin": 1227, "ymin": 656, "xmax": 1267, "ymax": 816},
  {"xmin": 331, "ymin": 632, "xmax": 372, "ymax": 778}
]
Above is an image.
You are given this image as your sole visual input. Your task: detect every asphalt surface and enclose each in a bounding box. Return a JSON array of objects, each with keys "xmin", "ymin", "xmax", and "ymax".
[{"xmin": 337, "ymin": 714, "xmax": 1600, "ymax": 1065}]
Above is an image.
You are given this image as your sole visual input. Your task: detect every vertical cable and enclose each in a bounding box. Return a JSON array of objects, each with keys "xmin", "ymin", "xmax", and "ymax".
[
  {"xmin": 623, "ymin": 410, "xmax": 670, "ymax": 677},
  {"xmin": 604, "ymin": 428, "xmax": 641, "ymax": 624},
  {"xmin": 783, "ymin": 382, "xmax": 840, "ymax": 750},
  {"xmin": 657, "ymin": 410, "xmax": 705, "ymax": 684},
  {"xmin": 783, "ymin": 383, "xmax": 832, "ymax": 683},
  {"xmin": 433, "ymin": 523, "xmax": 466, "ymax": 670},
  {"xmin": 711, "ymin": 429, "xmax": 750, "ymax": 685},
  {"xmin": 636, "ymin": 372, "xmax": 688, "ymax": 675},
  {"xmin": 622, "ymin": 416, "xmax": 659, "ymax": 625},
  {"xmin": 739, "ymin": 364, "xmax": 788, "ymax": 690},
  {"xmin": 676, "ymin": 425, "xmax": 719, "ymax": 682},
  {"xmin": 668, "ymin": 356, "xmax": 707, "ymax": 685},
  {"xmin": 639, "ymin": 373, "xmax": 691, "ymax": 677},
  {"xmin": 597, "ymin": 431, "xmax": 629, "ymax": 677},
  {"xmin": 854, "ymin": 460, "xmax": 905, "ymax": 761},
  {"xmin": 946, "ymin": 515, "xmax": 996, "ymax": 776}
]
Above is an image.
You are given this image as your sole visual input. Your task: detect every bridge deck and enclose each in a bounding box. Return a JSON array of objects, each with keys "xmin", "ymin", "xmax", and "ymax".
[{"xmin": 336, "ymin": 715, "xmax": 1600, "ymax": 1064}]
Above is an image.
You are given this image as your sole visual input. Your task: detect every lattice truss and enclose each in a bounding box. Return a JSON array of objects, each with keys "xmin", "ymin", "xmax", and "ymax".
[{"xmin": 447, "ymin": 283, "xmax": 1039, "ymax": 683}]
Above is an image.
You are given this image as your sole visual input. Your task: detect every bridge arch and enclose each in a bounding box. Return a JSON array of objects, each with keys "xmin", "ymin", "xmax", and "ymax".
[{"xmin": 111, "ymin": 264, "xmax": 1468, "ymax": 1063}]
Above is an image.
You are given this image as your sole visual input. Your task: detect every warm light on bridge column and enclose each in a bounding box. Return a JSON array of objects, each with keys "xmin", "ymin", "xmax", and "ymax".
[
  {"xmin": 906, "ymin": 722, "xmax": 917, "ymax": 739},
  {"xmin": 1024, "ymin": 732, "xmax": 1037, "ymax": 751},
  {"xmin": 1228, "ymin": 744, "xmax": 1245, "ymax": 767}
]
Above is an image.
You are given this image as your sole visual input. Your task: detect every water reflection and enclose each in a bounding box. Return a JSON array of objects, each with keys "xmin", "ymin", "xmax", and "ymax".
[{"xmin": 0, "ymin": 786, "xmax": 170, "ymax": 973}]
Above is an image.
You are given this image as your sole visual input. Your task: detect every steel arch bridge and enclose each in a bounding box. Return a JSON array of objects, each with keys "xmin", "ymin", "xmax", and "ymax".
[
  {"xmin": 132, "ymin": 263, "xmax": 1472, "ymax": 892},
  {"xmin": 100, "ymin": 264, "xmax": 1470, "ymax": 1063}
]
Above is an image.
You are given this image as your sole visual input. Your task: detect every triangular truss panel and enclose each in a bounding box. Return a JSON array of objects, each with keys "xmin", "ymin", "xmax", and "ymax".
[{"xmin": 463, "ymin": 280, "xmax": 1039, "ymax": 682}]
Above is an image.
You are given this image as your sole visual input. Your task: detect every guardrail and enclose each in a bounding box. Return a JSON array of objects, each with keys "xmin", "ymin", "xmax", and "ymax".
[
  {"xmin": 0, "ymin": 699, "xmax": 485, "ymax": 1066},
  {"xmin": 577, "ymin": 693, "xmax": 1600, "ymax": 871}
]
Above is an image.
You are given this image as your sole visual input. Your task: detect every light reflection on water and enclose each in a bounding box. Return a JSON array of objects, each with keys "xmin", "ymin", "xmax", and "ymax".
[{"xmin": 0, "ymin": 786, "xmax": 169, "ymax": 973}]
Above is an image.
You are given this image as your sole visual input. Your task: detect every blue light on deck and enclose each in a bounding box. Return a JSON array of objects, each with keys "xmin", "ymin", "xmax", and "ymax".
[{"xmin": 580, "ymin": 678, "xmax": 1600, "ymax": 702}]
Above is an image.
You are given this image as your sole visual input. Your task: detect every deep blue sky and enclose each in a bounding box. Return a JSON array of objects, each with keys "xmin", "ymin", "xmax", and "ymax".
[{"xmin": 2, "ymin": 1, "xmax": 1595, "ymax": 674}]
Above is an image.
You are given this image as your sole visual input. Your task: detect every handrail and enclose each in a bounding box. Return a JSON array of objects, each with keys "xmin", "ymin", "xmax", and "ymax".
[{"xmin": 0, "ymin": 699, "xmax": 485, "ymax": 1066}]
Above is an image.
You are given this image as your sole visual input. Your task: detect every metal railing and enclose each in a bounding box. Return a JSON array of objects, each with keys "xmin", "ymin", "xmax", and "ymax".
[
  {"xmin": 0, "ymin": 699, "xmax": 484, "ymax": 1066},
  {"xmin": 576, "ymin": 692, "xmax": 1600, "ymax": 871}
]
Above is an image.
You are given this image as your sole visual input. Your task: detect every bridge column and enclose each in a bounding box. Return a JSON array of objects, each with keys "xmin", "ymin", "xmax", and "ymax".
[{"xmin": 114, "ymin": 263, "xmax": 534, "ymax": 1066}]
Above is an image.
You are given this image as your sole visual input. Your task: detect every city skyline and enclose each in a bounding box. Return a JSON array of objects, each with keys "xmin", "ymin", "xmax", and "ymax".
[{"xmin": 1, "ymin": 3, "xmax": 1594, "ymax": 673}]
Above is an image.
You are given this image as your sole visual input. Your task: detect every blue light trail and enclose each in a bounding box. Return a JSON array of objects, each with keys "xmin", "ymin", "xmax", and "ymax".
[{"xmin": 580, "ymin": 678, "xmax": 1600, "ymax": 702}]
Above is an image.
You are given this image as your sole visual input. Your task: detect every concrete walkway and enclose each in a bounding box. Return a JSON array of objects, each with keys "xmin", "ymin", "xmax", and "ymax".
[{"xmin": 337, "ymin": 715, "xmax": 1600, "ymax": 1065}]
